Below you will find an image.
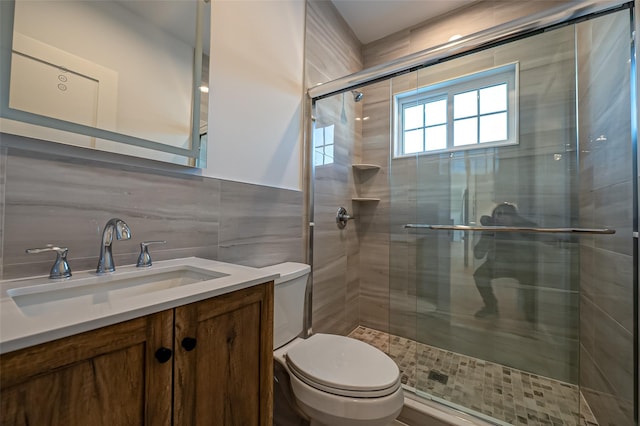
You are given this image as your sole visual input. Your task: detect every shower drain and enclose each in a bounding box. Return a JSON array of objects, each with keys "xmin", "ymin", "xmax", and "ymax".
[{"xmin": 427, "ymin": 370, "xmax": 449, "ymax": 385}]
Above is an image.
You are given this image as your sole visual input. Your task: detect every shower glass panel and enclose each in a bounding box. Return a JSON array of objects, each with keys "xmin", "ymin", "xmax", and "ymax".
[
  {"xmin": 311, "ymin": 82, "xmax": 369, "ymax": 338},
  {"xmin": 388, "ymin": 8, "xmax": 634, "ymax": 426},
  {"xmin": 410, "ymin": 23, "xmax": 581, "ymax": 420}
]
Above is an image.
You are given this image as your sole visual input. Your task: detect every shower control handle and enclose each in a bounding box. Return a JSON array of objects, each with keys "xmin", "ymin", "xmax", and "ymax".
[{"xmin": 336, "ymin": 207, "xmax": 355, "ymax": 229}]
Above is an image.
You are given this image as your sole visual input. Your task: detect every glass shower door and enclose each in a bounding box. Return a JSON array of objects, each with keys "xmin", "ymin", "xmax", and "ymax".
[{"xmin": 392, "ymin": 8, "xmax": 634, "ymax": 425}]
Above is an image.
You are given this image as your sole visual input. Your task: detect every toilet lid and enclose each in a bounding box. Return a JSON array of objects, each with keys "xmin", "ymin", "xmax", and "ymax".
[{"xmin": 285, "ymin": 334, "xmax": 400, "ymax": 396}]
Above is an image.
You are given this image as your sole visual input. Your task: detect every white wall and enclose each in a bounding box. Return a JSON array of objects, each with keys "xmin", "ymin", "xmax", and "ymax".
[{"xmin": 204, "ymin": 0, "xmax": 306, "ymax": 191}]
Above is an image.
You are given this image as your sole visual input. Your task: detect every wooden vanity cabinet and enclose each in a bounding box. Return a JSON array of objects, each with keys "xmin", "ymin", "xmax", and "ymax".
[
  {"xmin": 174, "ymin": 282, "xmax": 274, "ymax": 426},
  {"xmin": 0, "ymin": 310, "xmax": 174, "ymax": 425},
  {"xmin": 0, "ymin": 282, "xmax": 274, "ymax": 426}
]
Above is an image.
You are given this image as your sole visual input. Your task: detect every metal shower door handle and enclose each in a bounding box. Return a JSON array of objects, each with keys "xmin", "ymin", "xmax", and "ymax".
[{"xmin": 403, "ymin": 224, "xmax": 616, "ymax": 234}]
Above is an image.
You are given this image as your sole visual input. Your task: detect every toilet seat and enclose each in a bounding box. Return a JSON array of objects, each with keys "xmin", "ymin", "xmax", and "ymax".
[{"xmin": 285, "ymin": 333, "xmax": 401, "ymax": 398}]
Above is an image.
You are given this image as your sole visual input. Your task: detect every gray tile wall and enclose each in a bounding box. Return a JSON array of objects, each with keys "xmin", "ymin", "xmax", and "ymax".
[
  {"xmin": 0, "ymin": 133, "xmax": 303, "ymax": 280},
  {"xmin": 358, "ymin": 80, "xmax": 391, "ymax": 333},
  {"xmin": 577, "ymin": 10, "xmax": 635, "ymax": 425},
  {"xmin": 305, "ymin": 0, "xmax": 363, "ymax": 335}
]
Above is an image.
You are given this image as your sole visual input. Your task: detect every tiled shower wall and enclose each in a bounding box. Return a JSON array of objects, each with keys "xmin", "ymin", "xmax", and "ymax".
[
  {"xmin": 305, "ymin": 0, "xmax": 363, "ymax": 335},
  {"xmin": 0, "ymin": 134, "xmax": 303, "ymax": 281}
]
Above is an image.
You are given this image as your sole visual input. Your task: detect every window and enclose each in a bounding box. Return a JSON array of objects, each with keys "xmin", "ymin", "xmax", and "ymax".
[
  {"xmin": 395, "ymin": 63, "xmax": 518, "ymax": 157},
  {"xmin": 314, "ymin": 124, "xmax": 334, "ymax": 166}
]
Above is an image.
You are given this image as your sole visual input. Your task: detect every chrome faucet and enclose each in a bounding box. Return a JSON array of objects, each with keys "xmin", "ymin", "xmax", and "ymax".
[{"xmin": 96, "ymin": 218, "xmax": 131, "ymax": 274}]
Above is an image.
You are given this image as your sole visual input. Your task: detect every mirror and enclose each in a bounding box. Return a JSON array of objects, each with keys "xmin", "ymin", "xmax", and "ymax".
[{"xmin": 0, "ymin": 0, "xmax": 210, "ymax": 166}]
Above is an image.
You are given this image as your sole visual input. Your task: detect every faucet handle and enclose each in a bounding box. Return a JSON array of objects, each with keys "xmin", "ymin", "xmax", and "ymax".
[
  {"xmin": 26, "ymin": 245, "xmax": 72, "ymax": 279},
  {"xmin": 136, "ymin": 240, "xmax": 166, "ymax": 268}
]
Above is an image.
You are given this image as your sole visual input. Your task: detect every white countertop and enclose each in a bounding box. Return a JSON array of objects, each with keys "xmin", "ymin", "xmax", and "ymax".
[{"xmin": 0, "ymin": 257, "xmax": 278, "ymax": 354}]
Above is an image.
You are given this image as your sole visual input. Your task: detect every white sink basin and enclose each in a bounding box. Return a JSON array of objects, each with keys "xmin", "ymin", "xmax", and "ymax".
[{"xmin": 8, "ymin": 265, "xmax": 228, "ymax": 317}]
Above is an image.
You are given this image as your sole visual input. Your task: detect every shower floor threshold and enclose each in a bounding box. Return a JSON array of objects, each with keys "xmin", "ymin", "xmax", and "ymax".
[{"xmin": 348, "ymin": 326, "xmax": 598, "ymax": 426}]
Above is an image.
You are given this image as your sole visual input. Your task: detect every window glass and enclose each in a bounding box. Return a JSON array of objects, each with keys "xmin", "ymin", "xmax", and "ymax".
[
  {"xmin": 404, "ymin": 129, "xmax": 424, "ymax": 153},
  {"xmin": 480, "ymin": 112, "xmax": 507, "ymax": 143},
  {"xmin": 324, "ymin": 143, "xmax": 334, "ymax": 161},
  {"xmin": 425, "ymin": 99, "xmax": 447, "ymax": 126},
  {"xmin": 425, "ymin": 125, "xmax": 447, "ymax": 151},
  {"xmin": 454, "ymin": 90, "xmax": 477, "ymax": 119},
  {"xmin": 325, "ymin": 124, "xmax": 334, "ymax": 144},
  {"xmin": 395, "ymin": 63, "xmax": 517, "ymax": 156},
  {"xmin": 480, "ymin": 84, "xmax": 507, "ymax": 114},
  {"xmin": 404, "ymin": 104, "xmax": 424, "ymax": 129},
  {"xmin": 314, "ymin": 124, "xmax": 335, "ymax": 165},
  {"xmin": 454, "ymin": 117, "xmax": 478, "ymax": 146}
]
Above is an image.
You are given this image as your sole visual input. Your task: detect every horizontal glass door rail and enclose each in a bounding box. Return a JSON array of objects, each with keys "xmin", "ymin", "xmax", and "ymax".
[{"xmin": 403, "ymin": 224, "xmax": 616, "ymax": 234}]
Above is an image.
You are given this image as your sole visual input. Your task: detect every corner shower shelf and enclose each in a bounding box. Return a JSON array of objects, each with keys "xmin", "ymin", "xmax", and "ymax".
[
  {"xmin": 352, "ymin": 197, "xmax": 380, "ymax": 202},
  {"xmin": 352, "ymin": 164, "xmax": 381, "ymax": 171}
]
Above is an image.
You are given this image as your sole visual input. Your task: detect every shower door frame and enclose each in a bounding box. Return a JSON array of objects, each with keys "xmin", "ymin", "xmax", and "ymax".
[{"xmin": 634, "ymin": 1, "xmax": 640, "ymax": 421}]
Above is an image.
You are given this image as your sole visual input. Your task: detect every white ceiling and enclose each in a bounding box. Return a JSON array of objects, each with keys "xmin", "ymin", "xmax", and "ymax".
[{"xmin": 331, "ymin": 0, "xmax": 477, "ymax": 44}]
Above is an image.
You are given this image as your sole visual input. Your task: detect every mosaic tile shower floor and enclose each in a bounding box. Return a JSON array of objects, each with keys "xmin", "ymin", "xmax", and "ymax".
[{"xmin": 348, "ymin": 326, "xmax": 598, "ymax": 426}]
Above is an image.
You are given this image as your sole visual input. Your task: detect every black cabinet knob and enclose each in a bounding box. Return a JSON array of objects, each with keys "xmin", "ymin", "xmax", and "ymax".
[
  {"xmin": 155, "ymin": 347, "xmax": 173, "ymax": 363},
  {"xmin": 181, "ymin": 337, "xmax": 197, "ymax": 351}
]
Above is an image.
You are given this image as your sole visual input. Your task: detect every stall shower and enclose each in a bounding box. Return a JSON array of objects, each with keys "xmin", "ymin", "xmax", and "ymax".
[{"xmin": 310, "ymin": 4, "xmax": 635, "ymax": 425}]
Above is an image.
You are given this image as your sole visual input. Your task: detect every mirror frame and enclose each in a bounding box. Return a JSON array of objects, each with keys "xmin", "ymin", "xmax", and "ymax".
[{"xmin": 0, "ymin": 0, "xmax": 206, "ymax": 161}]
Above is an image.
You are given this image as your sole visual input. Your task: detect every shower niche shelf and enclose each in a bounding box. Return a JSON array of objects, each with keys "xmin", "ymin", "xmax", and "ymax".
[{"xmin": 352, "ymin": 164, "xmax": 381, "ymax": 202}]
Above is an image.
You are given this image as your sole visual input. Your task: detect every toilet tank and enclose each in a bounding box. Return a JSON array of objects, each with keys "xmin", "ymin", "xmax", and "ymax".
[{"xmin": 260, "ymin": 262, "xmax": 310, "ymax": 350}]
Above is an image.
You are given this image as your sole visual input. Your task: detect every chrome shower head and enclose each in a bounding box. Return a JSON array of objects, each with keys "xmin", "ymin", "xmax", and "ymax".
[{"xmin": 352, "ymin": 90, "xmax": 363, "ymax": 102}]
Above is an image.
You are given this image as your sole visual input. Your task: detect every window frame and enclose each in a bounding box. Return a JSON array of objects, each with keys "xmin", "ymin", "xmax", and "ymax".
[{"xmin": 393, "ymin": 62, "xmax": 519, "ymax": 158}]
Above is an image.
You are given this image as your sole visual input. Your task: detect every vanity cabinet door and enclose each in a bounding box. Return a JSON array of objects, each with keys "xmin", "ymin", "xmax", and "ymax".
[
  {"xmin": 0, "ymin": 310, "xmax": 173, "ymax": 426},
  {"xmin": 173, "ymin": 282, "xmax": 274, "ymax": 426}
]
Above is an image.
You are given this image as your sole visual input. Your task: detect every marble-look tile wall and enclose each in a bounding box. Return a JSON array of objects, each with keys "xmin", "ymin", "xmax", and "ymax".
[
  {"xmin": 305, "ymin": 0, "xmax": 363, "ymax": 335},
  {"xmin": 576, "ymin": 10, "xmax": 635, "ymax": 425},
  {"xmin": 357, "ymin": 80, "xmax": 391, "ymax": 333},
  {"xmin": 0, "ymin": 134, "xmax": 303, "ymax": 280}
]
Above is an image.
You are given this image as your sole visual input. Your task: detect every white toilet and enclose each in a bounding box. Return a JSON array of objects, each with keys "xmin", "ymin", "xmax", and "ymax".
[{"xmin": 262, "ymin": 262, "xmax": 404, "ymax": 426}]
